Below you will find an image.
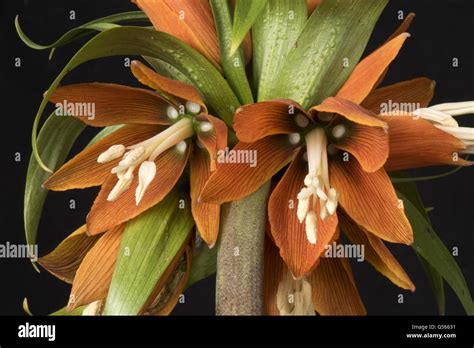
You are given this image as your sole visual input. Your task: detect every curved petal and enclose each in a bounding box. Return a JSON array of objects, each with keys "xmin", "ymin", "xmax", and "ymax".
[
  {"xmin": 337, "ymin": 33, "xmax": 410, "ymax": 104},
  {"xmin": 50, "ymin": 83, "xmax": 172, "ymax": 126},
  {"xmin": 362, "ymin": 78, "xmax": 435, "ymax": 114},
  {"xmin": 311, "ymin": 97, "xmax": 387, "ymax": 128},
  {"xmin": 340, "ymin": 213, "xmax": 415, "ymax": 291},
  {"xmin": 44, "ymin": 124, "xmax": 163, "ymax": 191},
  {"xmin": 196, "ymin": 114, "xmax": 228, "ymax": 172},
  {"xmin": 190, "ymin": 146, "xmax": 220, "ymax": 247},
  {"xmin": 131, "ymin": 61, "xmax": 206, "ymax": 111},
  {"xmin": 38, "ymin": 225, "xmax": 100, "ymax": 284},
  {"xmin": 329, "ymin": 158, "xmax": 413, "ymax": 244},
  {"xmin": 310, "ymin": 258, "xmax": 366, "ymax": 315},
  {"xmin": 264, "ymin": 235, "xmax": 287, "ymax": 316},
  {"xmin": 133, "ymin": 0, "xmax": 221, "ymax": 67},
  {"xmin": 234, "ymin": 100, "xmax": 306, "ymax": 142},
  {"xmin": 68, "ymin": 225, "xmax": 124, "ymax": 310},
  {"xmin": 268, "ymin": 151, "xmax": 338, "ymax": 278},
  {"xmin": 335, "ymin": 123, "xmax": 389, "ymax": 172},
  {"xmin": 87, "ymin": 144, "xmax": 190, "ymax": 235},
  {"xmin": 200, "ymin": 135, "xmax": 300, "ymax": 204},
  {"xmin": 381, "ymin": 116, "xmax": 471, "ymax": 171}
]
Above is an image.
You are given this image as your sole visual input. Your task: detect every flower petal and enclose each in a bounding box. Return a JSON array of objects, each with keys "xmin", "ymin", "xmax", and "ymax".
[
  {"xmin": 38, "ymin": 225, "xmax": 100, "ymax": 283},
  {"xmin": 190, "ymin": 146, "xmax": 221, "ymax": 247},
  {"xmin": 340, "ymin": 213, "xmax": 415, "ymax": 291},
  {"xmin": 133, "ymin": 0, "xmax": 221, "ymax": 68},
  {"xmin": 311, "ymin": 97, "xmax": 387, "ymax": 128},
  {"xmin": 362, "ymin": 78, "xmax": 435, "ymax": 114},
  {"xmin": 131, "ymin": 61, "xmax": 205, "ymax": 110},
  {"xmin": 234, "ymin": 100, "xmax": 306, "ymax": 142},
  {"xmin": 87, "ymin": 144, "xmax": 190, "ymax": 235},
  {"xmin": 50, "ymin": 83, "xmax": 172, "ymax": 126},
  {"xmin": 263, "ymin": 235, "xmax": 287, "ymax": 315},
  {"xmin": 329, "ymin": 158, "xmax": 413, "ymax": 244},
  {"xmin": 309, "ymin": 258, "xmax": 366, "ymax": 315},
  {"xmin": 337, "ymin": 33, "xmax": 410, "ymax": 104},
  {"xmin": 44, "ymin": 124, "xmax": 163, "ymax": 191},
  {"xmin": 381, "ymin": 116, "xmax": 471, "ymax": 171},
  {"xmin": 200, "ymin": 135, "xmax": 300, "ymax": 204},
  {"xmin": 335, "ymin": 123, "xmax": 389, "ymax": 172},
  {"xmin": 68, "ymin": 225, "xmax": 124, "ymax": 310},
  {"xmin": 196, "ymin": 114, "xmax": 228, "ymax": 172},
  {"xmin": 268, "ymin": 151, "xmax": 338, "ymax": 278}
]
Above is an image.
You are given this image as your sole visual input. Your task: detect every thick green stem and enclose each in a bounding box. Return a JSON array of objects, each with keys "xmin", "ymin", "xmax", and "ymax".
[{"xmin": 216, "ymin": 182, "xmax": 271, "ymax": 315}]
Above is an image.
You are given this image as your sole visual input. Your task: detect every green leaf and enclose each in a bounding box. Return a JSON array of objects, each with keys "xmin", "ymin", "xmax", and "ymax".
[
  {"xmin": 104, "ymin": 190, "xmax": 194, "ymax": 315},
  {"xmin": 23, "ymin": 298, "xmax": 86, "ymax": 316},
  {"xmin": 24, "ymin": 112, "xmax": 85, "ymax": 247},
  {"xmin": 30, "ymin": 26, "xmax": 240, "ymax": 172},
  {"xmin": 270, "ymin": 0, "xmax": 388, "ymax": 108},
  {"xmin": 391, "ymin": 159, "xmax": 469, "ymax": 183},
  {"xmin": 144, "ymin": 56, "xmax": 192, "ymax": 84},
  {"xmin": 398, "ymin": 191, "xmax": 474, "ymax": 314},
  {"xmin": 210, "ymin": 0, "xmax": 254, "ymax": 105},
  {"xmin": 252, "ymin": 0, "xmax": 307, "ymax": 101},
  {"xmin": 230, "ymin": 0, "xmax": 268, "ymax": 55},
  {"xmin": 185, "ymin": 244, "xmax": 217, "ymax": 289},
  {"xmin": 417, "ymin": 254, "xmax": 445, "ymax": 315},
  {"xmin": 87, "ymin": 125, "xmax": 124, "ymax": 147}
]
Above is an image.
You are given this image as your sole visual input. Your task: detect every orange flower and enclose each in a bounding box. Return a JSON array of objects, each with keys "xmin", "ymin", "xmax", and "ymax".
[{"xmin": 44, "ymin": 60, "xmax": 227, "ymax": 247}]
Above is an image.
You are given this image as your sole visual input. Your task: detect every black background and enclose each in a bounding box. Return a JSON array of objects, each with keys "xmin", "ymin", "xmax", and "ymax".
[{"xmin": 0, "ymin": 0, "xmax": 473, "ymax": 316}]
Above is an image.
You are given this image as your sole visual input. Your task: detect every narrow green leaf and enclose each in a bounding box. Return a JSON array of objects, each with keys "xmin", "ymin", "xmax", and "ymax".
[
  {"xmin": 24, "ymin": 112, "xmax": 85, "ymax": 247},
  {"xmin": 210, "ymin": 0, "xmax": 254, "ymax": 104},
  {"xmin": 230, "ymin": 0, "xmax": 268, "ymax": 55},
  {"xmin": 87, "ymin": 125, "xmax": 124, "ymax": 147},
  {"xmin": 23, "ymin": 298, "xmax": 86, "ymax": 316},
  {"xmin": 185, "ymin": 244, "xmax": 217, "ymax": 289},
  {"xmin": 30, "ymin": 26, "xmax": 240, "ymax": 172},
  {"xmin": 252, "ymin": 0, "xmax": 307, "ymax": 101},
  {"xmin": 417, "ymin": 254, "xmax": 446, "ymax": 315},
  {"xmin": 398, "ymin": 191, "xmax": 474, "ymax": 314},
  {"xmin": 271, "ymin": 0, "xmax": 388, "ymax": 108},
  {"xmin": 143, "ymin": 56, "xmax": 192, "ymax": 84},
  {"xmin": 104, "ymin": 190, "xmax": 194, "ymax": 315},
  {"xmin": 391, "ymin": 159, "xmax": 469, "ymax": 183}
]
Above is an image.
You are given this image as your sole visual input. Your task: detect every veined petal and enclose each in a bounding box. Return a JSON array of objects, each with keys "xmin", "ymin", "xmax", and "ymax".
[
  {"xmin": 340, "ymin": 213, "xmax": 415, "ymax": 291},
  {"xmin": 133, "ymin": 0, "xmax": 221, "ymax": 68},
  {"xmin": 381, "ymin": 116, "xmax": 471, "ymax": 171},
  {"xmin": 268, "ymin": 151, "xmax": 338, "ymax": 278},
  {"xmin": 196, "ymin": 114, "xmax": 228, "ymax": 172},
  {"xmin": 190, "ymin": 146, "xmax": 220, "ymax": 247},
  {"xmin": 329, "ymin": 159, "xmax": 413, "ymax": 244},
  {"xmin": 87, "ymin": 144, "xmax": 190, "ymax": 235},
  {"xmin": 44, "ymin": 124, "xmax": 162, "ymax": 191},
  {"xmin": 334, "ymin": 123, "xmax": 389, "ymax": 172},
  {"xmin": 68, "ymin": 225, "xmax": 123, "ymax": 310},
  {"xmin": 200, "ymin": 135, "xmax": 300, "ymax": 204},
  {"xmin": 234, "ymin": 100, "xmax": 306, "ymax": 142},
  {"xmin": 131, "ymin": 60, "xmax": 206, "ymax": 111},
  {"xmin": 337, "ymin": 33, "xmax": 411, "ymax": 104},
  {"xmin": 311, "ymin": 97, "xmax": 387, "ymax": 128},
  {"xmin": 263, "ymin": 235, "xmax": 288, "ymax": 316},
  {"xmin": 50, "ymin": 83, "xmax": 172, "ymax": 126},
  {"xmin": 38, "ymin": 225, "xmax": 100, "ymax": 283},
  {"xmin": 362, "ymin": 78, "xmax": 435, "ymax": 114},
  {"xmin": 309, "ymin": 258, "xmax": 366, "ymax": 315}
]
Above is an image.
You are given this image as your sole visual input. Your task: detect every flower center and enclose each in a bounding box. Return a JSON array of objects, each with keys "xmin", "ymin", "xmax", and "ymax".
[{"xmin": 297, "ymin": 128, "xmax": 338, "ymax": 244}]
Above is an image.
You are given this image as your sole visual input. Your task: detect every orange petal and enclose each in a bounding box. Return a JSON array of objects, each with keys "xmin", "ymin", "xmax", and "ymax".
[
  {"xmin": 68, "ymin": 225, "xmax": 123, "ymax": 310},
  {"xmin": 87, "ymin": 145, "xmax": 190, "ymax": 235},
  {"xmin": 190, "ymin": 146, "xmax": 221, "ymax": 247},
  {"xmin": 334, "ymin": 123, "xmax": 388, "ymax": 172},
  {"xmin": 132, "ymin": 0, "xmax": 221, "ymax": 67},
  {"xmin": 329, "ymin": 158, "xmax": 413, "ymax": 244},
  {"xmin": 311, "ymin": 97, "xmax": 387, "ymax": 128},
  {"xmin": 268, "ymin": 151, "xmax": 338, "ymax": 278},
  {"xmin": 196, "ymin": 114, "xmax": 228, "ymax": 172},
  {"xmin": 362, "ymin": 78, "xmax": 435, "ymax": 114},
  {"xmin": 44, "ymin": 124, "xmax": 163, "ymax": 191},
  {"xmin": 381, "ymin": 116, "xmax": 471, "ymax": 171},
  {"xmin": 385, "ymin": 13, "xmax": 415, "ymax": 43},
  {"xmin": 38, "ymin": 225, "xmax": 100, "ymax": 283},
  {"xmin": 337, "ymin": 33, "xmax": 410, "ymax": 104},
  {"xmin": 50, "ymin": 83, "xmax": 172, "ymax": 126},
  {"xmin": 200, "ymin": 135, "xmax": 300, "ymax": 204},
  {"xmin": 310, "ymin": 258, "xmax": 366, "ymax": 315},
  {"xmin": 131, "ymin": 60, "xmax": 206, "ymax": 110},
  {"xmin": 263, "ymin": 235, "xmax": 287, "ymax": 316},
  {"xmin": 234, "ymin": 100, "xmax": 306, "ymax": 142},
  {"xmin": 340, "ymin": 213, "xmax": 415, "ymax": 291}
]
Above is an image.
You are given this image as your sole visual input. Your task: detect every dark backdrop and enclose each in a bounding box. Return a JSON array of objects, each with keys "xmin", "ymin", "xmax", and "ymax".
[{"xmin": 0, "ymin": 0, "xmax": 472, "ymax": 315}]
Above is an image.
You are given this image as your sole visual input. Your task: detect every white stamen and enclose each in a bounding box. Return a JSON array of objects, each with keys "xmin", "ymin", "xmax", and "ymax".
[
  {"xmin": 305, "ymin": 211, "xmax": 317, "ymax": 245},
  {"xmin": 295, "ymin": 114, "xmax": 309, "ymax": 128},
  {"xmin": 176, "ymin": 141, "xmax": 188, "ymax": 154},
  {"xmin": 326, "ymin": 188, "xmax": 339, "ymax": 215},
  {"xmin": 119, "ymin": 147, "xmax": 146, "ymax": 167},
  {"xmin": 319, "ymin": 198, "xmax": 328, "ymax": 220},
  {"xmin": 97, "ymin": 145, "xmax": 125, "ymax": 163},
  {"xmin": 429, "ymin": 101, "xmax": 474, "ymax": 115},
  {"xmin": 277, "ymin": 271, "xmax": 315, "ymax": 316},
  {"xmin": 135, "ymin": 161, "xmax": 157, "ymax": 205},
  {"xmin": 414, "ymin": 108, "xmax": 458, "ymax": 127},
  {"xmin": 107, "ymin": 167, "xmax": 134, "ymax": 201},
  {"xmin": 297, "ymin": 196, "xmax": 310, "ymax": 223},
  {"xmin": 288, "ymin": 133, "xmax": 301, "ymax": 145},
  {"xmin": 167, "ymin": 106, "xmax": 179, "ymax": 120},
  {"xmin": 186, "ymin": 101, "xmax": 201, "ymax": 114},
  {"xmin": 199, "ymin": 121, "xmax": 213, "ymax": 132},
  {"xmin": 331, "ymin": 124, "xmax": 347, "ymax": 139}
]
